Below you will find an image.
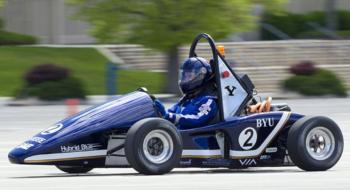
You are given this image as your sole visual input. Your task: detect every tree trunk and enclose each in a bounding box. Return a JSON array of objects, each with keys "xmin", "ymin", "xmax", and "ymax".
[
  {"xmin": 164, "ymin": 46, "xmax": 181, "ymax": 94},
  {"xmin": 325, "ymin": 0, "xmax": 338, "ymax": 32}
]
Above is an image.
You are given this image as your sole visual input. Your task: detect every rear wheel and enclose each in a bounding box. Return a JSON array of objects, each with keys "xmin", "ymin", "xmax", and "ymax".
[
  {"xmin": 56, "ymin": 165, "xmax": 93, "ymax": 174},
  {"xmin": 287, "ymin": 116, "xmax": 343, "ymax": 171},
  {"xmin": 125, "ymin": 118, "xmax": 182, "ymax": 175}
]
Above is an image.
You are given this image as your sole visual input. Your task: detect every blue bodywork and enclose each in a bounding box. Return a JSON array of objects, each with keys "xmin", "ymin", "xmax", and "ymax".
[
  {"xmin": 9, "ymin": 92, "xmax": 156, "ymax": 165},
  {"xmin": 9, "ymin": 91, "xmax": 304, "ymax": 168}
]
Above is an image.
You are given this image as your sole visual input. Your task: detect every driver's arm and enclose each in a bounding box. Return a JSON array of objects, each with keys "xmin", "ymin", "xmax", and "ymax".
[{"xmin": 165, "ymin": 98, "xmax": 217, "ymax": 128}]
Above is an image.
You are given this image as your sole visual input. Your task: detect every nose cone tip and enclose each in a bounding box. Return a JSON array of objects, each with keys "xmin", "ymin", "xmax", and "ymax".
[{"xmin": 8, "ymin": 148, "xmax": 25, "ymax": 164}]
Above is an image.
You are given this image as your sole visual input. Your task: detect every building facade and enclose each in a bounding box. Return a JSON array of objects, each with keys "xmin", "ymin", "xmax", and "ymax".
[{"xmin": 0, "ymin": 0, "xmax": 95, "ymax": 44}]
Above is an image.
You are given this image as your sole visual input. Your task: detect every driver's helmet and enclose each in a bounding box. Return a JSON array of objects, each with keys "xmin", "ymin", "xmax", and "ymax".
[{"xmin": 179, "ymin": 57, "xmax": 212, "ymax": 94}]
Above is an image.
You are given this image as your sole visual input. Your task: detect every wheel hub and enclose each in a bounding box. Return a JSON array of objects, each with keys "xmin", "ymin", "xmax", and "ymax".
[
  {"xmin": 309, "ymin": 135, "xmax": 326, "ymax": 153},
  {"xmin": 142, "ymin": 130, "xmax": 174, "ymax": 164},
  {"xmin": 147, "ymin": 137, "xmax": 164, "ymax": 156},
  {"xmin": 306, "ymin": 127, "xmax": 335, "ymax": 160}
]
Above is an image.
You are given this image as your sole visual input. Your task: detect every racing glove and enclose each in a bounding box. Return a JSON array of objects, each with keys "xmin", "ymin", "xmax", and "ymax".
[{"xmin": 154, "ymin": 99, "xmax": 166, "ymax": 117}]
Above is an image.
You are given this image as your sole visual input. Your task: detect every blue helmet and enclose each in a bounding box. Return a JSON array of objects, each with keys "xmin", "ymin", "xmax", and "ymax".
[{"xmin": 179, "ymin": 57, "xmax": 213, "ymax": 94}]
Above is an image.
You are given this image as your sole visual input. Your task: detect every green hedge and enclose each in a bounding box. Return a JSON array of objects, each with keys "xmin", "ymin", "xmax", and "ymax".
[
  {"xmin": 0, "ymin": 31, "xmax": 37, "ymax": 45},
  {"xmin": 261, "ymin": 11, "xmax": 350, "ymax": 40},
  {"xmin": 0, "ymin": 18, "xmax": 3, "ymax": 29},
  {"xmin": 17, "ymin": 77, "xmax": 86, "ymax": 101},
  {"xmin": 297, "ymin": 30, "xmax": 350, "ymax": 39},
  {"xmin": 283, "ymin": 69, "xmax": 347, "ymax": 97}
]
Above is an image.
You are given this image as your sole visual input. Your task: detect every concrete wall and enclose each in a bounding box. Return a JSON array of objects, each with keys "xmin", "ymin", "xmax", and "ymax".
[
  {"xmin": 105, "ymin": 40, "xmax": 350, "ymax": 92},
  {"xmin": 0, "ymin": 0, "xmax": 95, "ymax": 44}
]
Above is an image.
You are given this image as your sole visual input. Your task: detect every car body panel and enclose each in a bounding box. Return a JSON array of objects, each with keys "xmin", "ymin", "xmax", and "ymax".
[
  {"xmin": 8, "ymin": 90, "xmax": 304, "ymax": 169},
  {"xmin": 8, "ymin": 92, "xmax": 156, "ymax": 165}
]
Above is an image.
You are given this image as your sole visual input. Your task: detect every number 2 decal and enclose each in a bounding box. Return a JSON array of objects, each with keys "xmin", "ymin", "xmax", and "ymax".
[{"xmin": 238, "ymin": 127, "xmax": 257, "ymax": 150}]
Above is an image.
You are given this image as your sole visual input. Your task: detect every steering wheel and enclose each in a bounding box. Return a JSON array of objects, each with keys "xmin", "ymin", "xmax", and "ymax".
[
  {"xmin": 137, "ymin": 87, "xmax": 165, "ymax": 117},
  {"xmin": 137, "ymin": 87, "xmax": 156, "ymax": 101}
]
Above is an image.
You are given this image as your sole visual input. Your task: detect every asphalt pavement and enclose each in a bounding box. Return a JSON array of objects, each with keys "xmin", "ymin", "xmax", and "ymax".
[{"xmin": 0, "ymin": 98, "xmax": 349, "ymax": 190}]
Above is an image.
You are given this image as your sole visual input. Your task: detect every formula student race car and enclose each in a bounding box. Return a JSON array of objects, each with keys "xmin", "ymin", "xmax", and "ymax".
[{"xmin": 8, "ymin": 33, "xmax": 344, "ymax": 175}]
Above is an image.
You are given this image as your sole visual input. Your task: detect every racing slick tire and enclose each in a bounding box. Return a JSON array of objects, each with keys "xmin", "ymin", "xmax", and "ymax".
[
  {"xmin": 125, "ymin": 118, "xmax": 182, "ymax": 175},
  {"xmin": 55, "ymin": 165, "xmax": 93, "ymax": 173},
  {"xmin": 287, "ymin": 116, "xmax": 343, "ymax": 171}
]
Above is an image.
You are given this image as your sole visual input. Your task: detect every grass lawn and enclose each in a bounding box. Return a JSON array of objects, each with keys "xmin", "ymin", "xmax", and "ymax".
[{"xmin": 0, "ymin": 46, "xmax": 164, "ymax": 96}]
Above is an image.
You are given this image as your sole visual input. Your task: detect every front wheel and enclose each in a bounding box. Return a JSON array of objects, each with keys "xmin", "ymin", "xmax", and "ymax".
[
  {"xmin": 56, "ymin": 165, "xmax": 93, "ymax": 174},
  {"xmin": 125, "ymin": 118, "xmax": 182, "ymax": 175},
  {"xmin": 287, "ymin": 116, "xmax": 343, "ymax": 171}
]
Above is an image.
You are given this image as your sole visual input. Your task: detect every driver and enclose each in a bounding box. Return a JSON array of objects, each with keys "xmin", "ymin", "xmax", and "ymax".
[{"xmin": 154, "ymin": 57, "xmax": 218, "ymax": 129}]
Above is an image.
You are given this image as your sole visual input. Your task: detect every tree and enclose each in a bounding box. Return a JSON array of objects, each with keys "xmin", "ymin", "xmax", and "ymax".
[
  {"xmin": 325, "ymin": 0, "xmax": 338, "ymax": 31},
  {"xmin": 69, "ymin": 0, "xmax": 286, "ymax": 94}
]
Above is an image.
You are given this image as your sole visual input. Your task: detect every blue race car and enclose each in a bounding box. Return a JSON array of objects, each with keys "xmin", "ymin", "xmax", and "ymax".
[{"xmin": 8, "ymin": 33, "xmax": 344, "ymax": 175}]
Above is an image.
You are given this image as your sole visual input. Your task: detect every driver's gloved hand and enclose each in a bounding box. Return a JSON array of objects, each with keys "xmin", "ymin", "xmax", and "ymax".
[{"xmin": 154, "ymin": 99, "xmax": 166, "ymax": 117}]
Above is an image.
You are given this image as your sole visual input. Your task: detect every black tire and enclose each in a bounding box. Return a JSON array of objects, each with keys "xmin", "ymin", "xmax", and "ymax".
[
  {"xmin": 287, "ymin": 116, "xmax": 343, "ymax": 171},
  {"xmin": 125, "ymin": 118, "xmax": 182, "ymax": 175},
  {"xmin": 56, "ymin": 165, "xmax": 93, "ymax": 174}
]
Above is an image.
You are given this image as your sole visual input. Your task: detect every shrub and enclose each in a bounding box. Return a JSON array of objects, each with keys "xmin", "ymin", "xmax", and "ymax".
[
  {"xmin": 17, "ymin": 64, "xmax": 86, "ymax": 100},
  {"xmin": 283, "ymin": 69, "xmax": 347, "ymax": 97},
  {"xmin": 290, "ymin": 61, "xmax": 317, "ymax": 75},
  {"xmin": 336, "ymin": 30, "xmax": 350, "ymax": 39},
  {"xmin": 0, "ymin": 18, "xmax": 3, "ymax": 29},
  {"xmin": 297, "ymin": 30, "xmax": 350, "ymax": 39},
  {"xmin": 23, "ymin": 77, "xmax": 86, "ymax": 101},
  {"xmin": 0, "ymin": 30, "xmax": 37, "ymax": 45},
  {"xmin": 25, "ymin": 64, "xmax": 70, "ymax": 85},
  {"xmin": 261, "ymin": 11, "xmax": 350, "ymax": 40},
  {"xmin": 338, "ymin": 11, "xmax": 350, "ymax": 30}
]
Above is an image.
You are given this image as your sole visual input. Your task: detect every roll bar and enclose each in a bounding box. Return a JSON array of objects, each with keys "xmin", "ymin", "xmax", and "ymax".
[{"xmin": 188, "ymin": 33, "xmax": 224, "ymax": 121}]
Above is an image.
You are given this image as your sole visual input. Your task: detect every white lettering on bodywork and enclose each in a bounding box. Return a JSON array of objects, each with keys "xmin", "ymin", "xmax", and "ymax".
[{"xmin": 16, "ymin": 143, "xmax": 34, "ymax": 150}]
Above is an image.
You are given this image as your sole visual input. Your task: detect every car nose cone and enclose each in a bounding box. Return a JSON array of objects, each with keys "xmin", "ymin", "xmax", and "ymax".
[
  {"xmin": 8, "ymin": 140, "xmax": 41, "ymax": 164},
  {"xmin": 8, "ymin": 146, "xmax": 27, "ymax": 164}
]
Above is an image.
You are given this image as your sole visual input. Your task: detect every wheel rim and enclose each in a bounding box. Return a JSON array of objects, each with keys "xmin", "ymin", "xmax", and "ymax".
[
  {"xmin": 142, "ymin": 129, "xmax": 174, "ymax": 164},
  {"xmin": 306, "ymin": 127, "xmax": 335, "ymax": 160}
]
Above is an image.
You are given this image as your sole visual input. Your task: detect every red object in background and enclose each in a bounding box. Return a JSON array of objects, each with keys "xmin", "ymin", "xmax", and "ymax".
[
  {"xmin": 290, "ymin": 60, "xmax": 317, "ymax": 75},
  {"xmin": 222, "ymin": 71, "xmax": 230, "ymax": 78},
  {"xmin": 66, "ymin": 99, "xmax": 80, "ymax": 116}
]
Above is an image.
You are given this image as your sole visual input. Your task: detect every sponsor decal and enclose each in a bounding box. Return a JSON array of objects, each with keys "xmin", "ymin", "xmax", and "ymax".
[
  {"xmin": 29, "ymin": 137, "xmax": 46, "ymax": 144},
  {"xmin": 256, "ymin": 118, "xmax": 274, "ymax": 128},
  {"xmin": 198, "ymin": 100, "xmax": 212, "ymax": 115},
  {"xmin": 259, "ymin": 155, "xmax": 271, "ymax": 160},
  {"xmin": 238, "ymin": 127, "xmax": 257, "ymax": 150},
  {"xmin": 265, "ymin": 147, "xmax": 278, "ymax": 153},
  {"xmin": 179, "ymin": 159, "xmax": 192, "ymax": 166},
  {"xmin": 202, "ymin": 158, "xmax": 230, "ymax": 167},
  {"xmin": 230, "ymin": 112, "xmax": 291, "ymax": 158},
  {"xmin": 224, "ymin": 86, "xmax": 236, "ymax": 96},
  {"xmin": 41, "ymin": 123, "xmax": 63, "ymax": 135},
  {"xmin": 60, "ymin": 143, "xmax": 102, "ymax": 153},
  {"xmin": 16, "ymin": 142, "xmax": 34, "ymax": 150},
  {"xmin": 239, "ymin": 158, "xmax": 257, "ymax": 166}
]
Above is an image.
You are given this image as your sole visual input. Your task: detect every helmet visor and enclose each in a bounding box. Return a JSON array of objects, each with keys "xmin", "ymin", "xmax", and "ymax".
[{"xmin": 179, "ymin": 66, "xmax": 207, "ymax": 89}]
